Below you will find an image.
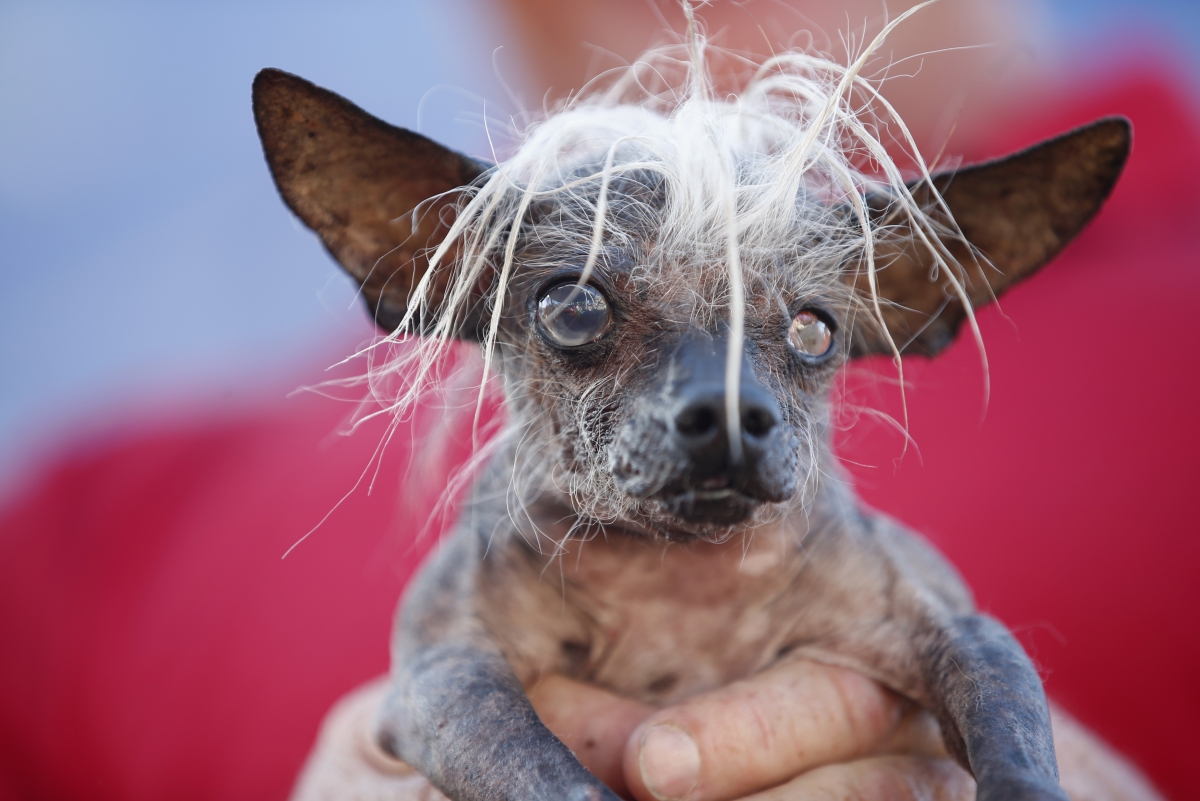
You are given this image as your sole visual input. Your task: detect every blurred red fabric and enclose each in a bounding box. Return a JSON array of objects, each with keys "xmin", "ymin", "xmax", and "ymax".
[{"xmin": 1, "ymin": 72, "xmax": 1197, "ymax": 801}]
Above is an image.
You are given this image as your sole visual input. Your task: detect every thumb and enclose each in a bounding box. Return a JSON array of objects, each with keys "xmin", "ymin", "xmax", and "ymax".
[{"xmin": 623, "ymin": 659, "xmax": 904, "ymax": 801}]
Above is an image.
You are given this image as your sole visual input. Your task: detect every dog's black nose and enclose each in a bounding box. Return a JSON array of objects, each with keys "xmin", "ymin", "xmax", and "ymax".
[
  {"xmin": 671, "ymin": 388, "xmax": 782, "ymax": 470},
  {"xmin": 672, "ymin": 387, "xmax": 781, "ymax": 467}
]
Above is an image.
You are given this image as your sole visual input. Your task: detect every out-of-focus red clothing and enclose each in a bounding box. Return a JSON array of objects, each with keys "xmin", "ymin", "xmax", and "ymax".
[{"xmin": 1, "ymin": 72, "xmax": 1196, "ymax": 801}]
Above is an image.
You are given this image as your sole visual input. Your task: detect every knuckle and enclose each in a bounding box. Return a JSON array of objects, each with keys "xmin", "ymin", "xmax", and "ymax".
[{"xmin": 821, "ymin": 666, "xmax": 900, "ymax": 751}]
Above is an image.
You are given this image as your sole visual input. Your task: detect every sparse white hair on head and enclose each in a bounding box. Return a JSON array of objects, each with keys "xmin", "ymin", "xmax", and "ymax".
[{"xmin": 336, "ymin": 0, "xmax": 975, "ymax": 506}]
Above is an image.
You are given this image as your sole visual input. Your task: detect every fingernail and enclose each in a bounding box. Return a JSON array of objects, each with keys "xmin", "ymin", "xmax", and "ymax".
[{"xmin": 639, "ymin": 724, "xmax": 701, "ymax": 800}]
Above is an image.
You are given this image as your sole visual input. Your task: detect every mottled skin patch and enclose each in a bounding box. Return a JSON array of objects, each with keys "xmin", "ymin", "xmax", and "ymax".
[{"xmin": 253, "ymin": 69, "xmax": 1132, "ymax": 801}]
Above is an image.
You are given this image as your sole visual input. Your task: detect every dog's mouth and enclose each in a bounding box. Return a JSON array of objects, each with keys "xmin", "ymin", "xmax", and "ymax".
[
  {"xmin": 659, "ymin": 473, "xmax": 763, "ymax": 526},
  {"xmin": 672, "ymin": 493, "xmax": 757, "ymax": 525},
  {"xmin": 609, "ymin": 447, "xmax": 799, "ymax": 536},
  {"xmin": 690, "ymin": 474, "xmax": 738, "ymax": 501},
  {"xmin": 605, "ymin": 493, "xmax": 761, "ymax": 541}
]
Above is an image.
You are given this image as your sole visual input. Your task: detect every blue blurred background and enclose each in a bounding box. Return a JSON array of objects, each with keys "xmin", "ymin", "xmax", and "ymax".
[
  {"xmin": 1, "ymin": 0, "xmax": 1197, "ymax": 482},
  {"xmin": 0, "ymin": 0, "xmax": 523, "ymax": 483}
]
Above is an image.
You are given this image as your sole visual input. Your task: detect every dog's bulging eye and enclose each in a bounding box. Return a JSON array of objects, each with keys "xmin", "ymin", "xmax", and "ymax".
[
  {"xmin": 789, "ymin": 311, "xmax": 832, "ymax": 357},
  {"xmin": 537, "ymin": 283, "xmax": 613, "ymax": 347}
]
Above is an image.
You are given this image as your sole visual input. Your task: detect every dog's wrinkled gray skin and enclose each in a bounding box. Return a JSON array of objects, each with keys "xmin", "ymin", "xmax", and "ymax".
[{"xmin": 253, "ymin": 68, "xmax": 1130, "ymax": 801}]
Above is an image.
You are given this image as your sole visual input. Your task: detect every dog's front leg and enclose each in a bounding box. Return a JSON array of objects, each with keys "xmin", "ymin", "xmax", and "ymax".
[
  {"xmin": 372, "ymin": 520, "xmax": 619, "ymax": 801},
  {"xmin": 376, "ymin": 641, "xmax": 619, "ymax": 801},
  {"xmin": 924, "ymin": 614, "xmax": 1068, "ymax": 801}
]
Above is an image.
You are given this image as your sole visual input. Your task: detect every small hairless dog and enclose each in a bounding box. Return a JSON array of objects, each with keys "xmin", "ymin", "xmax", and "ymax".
[{"xmin": 253, "ymin": 17, "xmax": 1129, "ymax": 801}]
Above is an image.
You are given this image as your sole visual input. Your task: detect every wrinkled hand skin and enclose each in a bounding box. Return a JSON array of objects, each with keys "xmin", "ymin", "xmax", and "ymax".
[{"xmin": 291, "ymin": 677, "xmax": 1162, "ymax": 801}]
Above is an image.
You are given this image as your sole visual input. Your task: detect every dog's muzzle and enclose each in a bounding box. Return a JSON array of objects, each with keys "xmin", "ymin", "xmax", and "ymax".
[{"xmin": 610, "ymin": 334, "xmax": 799, "ymax": 526}]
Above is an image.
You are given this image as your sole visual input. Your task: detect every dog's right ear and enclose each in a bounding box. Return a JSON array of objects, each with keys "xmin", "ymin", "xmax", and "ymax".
[{"xmin": 253, "ymin": 68, "xmax": 490, "ymax": 335}]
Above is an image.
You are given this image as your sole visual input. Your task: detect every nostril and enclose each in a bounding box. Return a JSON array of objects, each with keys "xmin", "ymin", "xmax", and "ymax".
[
  {"xmin": 675, "ymin": 403, "xmax": 720, "ymax": 438},
  {"xmin": 742, "ymin": 406, "xmax": 778, "ymax": 438}
]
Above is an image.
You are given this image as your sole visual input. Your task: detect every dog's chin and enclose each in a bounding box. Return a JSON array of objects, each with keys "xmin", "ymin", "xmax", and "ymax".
[
  {"xmin": 666, "ymin": 489, "xmax": 758, "ymax": 526},
  {"xmin": 623, "ymin": 490, "xmax": 769, "ymax": 542}
]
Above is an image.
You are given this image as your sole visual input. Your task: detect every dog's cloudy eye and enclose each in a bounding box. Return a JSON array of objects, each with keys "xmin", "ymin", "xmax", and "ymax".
[
  {"xmin": 537, "ymin": 283, "xmax": 613, "ymax": 347},
  {"xmin": 789, "ymin": 310, "xmax": 832, "ymax": 357}
]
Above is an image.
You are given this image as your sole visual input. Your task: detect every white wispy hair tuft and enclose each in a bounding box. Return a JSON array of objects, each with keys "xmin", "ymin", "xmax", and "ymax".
[{"xmin": 315, "ymin": 0, "xmax": 980, "ymax": 538}]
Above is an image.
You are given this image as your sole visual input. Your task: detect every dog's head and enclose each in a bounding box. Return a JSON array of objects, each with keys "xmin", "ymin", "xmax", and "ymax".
[{"xmin": 253, "ymin": 63, "xmax": 1128, "ymax": 541}]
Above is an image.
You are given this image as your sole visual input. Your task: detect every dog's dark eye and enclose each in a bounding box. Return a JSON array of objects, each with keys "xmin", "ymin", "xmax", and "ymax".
[
  {"xmin": 536, "ymin": 283, "xmax": 613, "ymax": 347},
  {"xmin": 789, "ymin": 310, "xmax": 832, "ymax": 357}
]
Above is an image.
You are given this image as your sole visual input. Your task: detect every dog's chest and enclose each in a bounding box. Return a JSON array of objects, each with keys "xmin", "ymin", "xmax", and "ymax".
[{"xmin": 558, "ymin": 532, "xmax": 806, "ymax": 704}]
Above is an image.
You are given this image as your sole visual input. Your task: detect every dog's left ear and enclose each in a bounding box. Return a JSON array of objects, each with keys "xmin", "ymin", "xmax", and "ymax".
[
  {"xmin": 847, "ymin": 117, "xmax": 1131, "ymax": 357},
  {"xmin": 253, "ymin": 68, "xmax": 490, "ymax": 334}
]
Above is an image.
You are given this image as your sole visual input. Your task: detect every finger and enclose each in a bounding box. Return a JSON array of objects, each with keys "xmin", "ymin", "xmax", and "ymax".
[
  {"xmin": 529, "ymin": 674, "xmax": 656, "ymax": 796},
  {"xmin": 737, "ymin": 755, "xmax": 975, "ymax": 801},
  {"xmin": 623, "ymin": 659, "xmax": 906, "ymax": 801},
  {"xmin": 1050, "ymin": 705, "xmax": 1166, "ymax": 801},
  {"xmin": 291, "ymin": 677, "xmax": 449, "ymax": 801}
]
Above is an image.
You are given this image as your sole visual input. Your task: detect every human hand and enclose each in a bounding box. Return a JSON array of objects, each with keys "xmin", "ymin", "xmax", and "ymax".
[
  {"xmin": 290, "ymin": 661, "xmax": 1162, "ymax": 801},
  {"xmin": 534, "ymin": 659, "xmax": 1162, "ymax": 801}
]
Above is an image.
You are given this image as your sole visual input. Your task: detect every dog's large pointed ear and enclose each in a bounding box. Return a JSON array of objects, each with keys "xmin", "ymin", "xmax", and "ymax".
[
  {"xmin": 253, "ymin": 68, "xmax": 490, "ymax": 334},
  {"xmin": 847, "ymin": 117, "xmax": 1131, "ymax": 357}
]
